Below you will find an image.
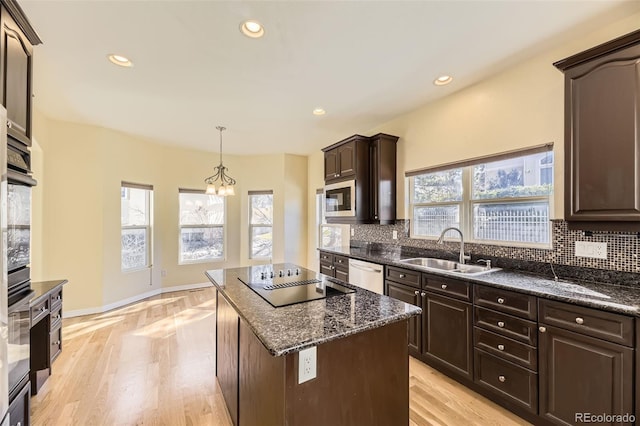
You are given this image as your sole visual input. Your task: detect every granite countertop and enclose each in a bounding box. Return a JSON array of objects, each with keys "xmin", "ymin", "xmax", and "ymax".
[
  {"xmin": 321, "ymin": 246, "xmax": 640, "ymax": 317},
  {"xmin": 30, "ymin": 279, "xmax": 68, "ymax": 304},
  {"xmin": 206, "ymin": 263, "xmax": 421, "ymax": 356}
]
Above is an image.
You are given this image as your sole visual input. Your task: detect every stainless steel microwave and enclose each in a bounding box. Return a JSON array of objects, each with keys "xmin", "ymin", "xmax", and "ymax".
[{"xmin": 325, "ymin": 180, "xmax": 356, "ymax": 217}]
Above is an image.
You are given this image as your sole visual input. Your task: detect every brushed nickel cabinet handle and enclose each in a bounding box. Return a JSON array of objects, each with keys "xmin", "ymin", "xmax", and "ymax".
[
  {"xmin": 414, "ymin": 290, "xmax": 419, "ymax": 296},
  {"xmin": 6, "ymin": 120, "xmax": 12, "ymax": 129},
  {"xmin": 497, "ymin": 321, "xmax": 505, "ymax": 328},
  {"xmin": 399, "ymin": 274, "xmax": 405, "ymax": 278},
  {"xmin": 539, "ymin": 326, "xmax": 547, "ymax": 333},
  {"xmin": 441, "ymin": 284, "xmax": 447, "ymax": 290},
  {"xmin": 498, "ymin": 375, "xmax": 506, "ymax": 383},
  {"xmin": 54, "ymin": 340, "xmax": 61, "ymax": 345},
  {"xmin": 421, "ymin": 292, "xmax": 426, "ymax": 297},
  {"xmin": 575, "ymin": 317, "xmax": 584, "ymax": 325},
  {"xmin": 497, "ymin": 344, "xmax": 505, "ymax": 351},
  {"xmin": 497, "ymin": 297, "xmax": 505, "ymax": 304}
]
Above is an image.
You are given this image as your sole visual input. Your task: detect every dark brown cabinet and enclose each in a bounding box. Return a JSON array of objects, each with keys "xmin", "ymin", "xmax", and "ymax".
[
  {"xmin": 322, "ymin": 133, "xmax": 398, "ymax": 224},
  {"xmin": 423, "ymin": 291, "xmax": 473, "ymax": 380},
  {"xmin": 323, "ymin": 137, "xmax": 361, "ymax": 183},
  {"xmin": 0, "ymin": 0, "xmax": 41, "ymax": 147},
  {"xmin": 538, "ymin": 299, "xmax": 634, "ymax": 425},
  {"xmin": 554, "ymin": 30, "xmax": 640, "ymax": 230},
  {"xmin": 216, "ymin": 292, "xmax": 240, "ymax": 426},
  {"xmin": 318, "ymin": 251, "xmax": 349, "ymax": 282},
  {"xmin": 8, "ymin": 379, "xmax": 29, "ymax": 426},
  {"xmin": 387, "ymin": 280, "xmax": 421, "ymax": 354}
]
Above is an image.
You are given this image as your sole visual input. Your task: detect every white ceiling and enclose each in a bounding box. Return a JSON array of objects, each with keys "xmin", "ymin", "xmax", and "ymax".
[{"xmin": 20, "ymin": 0, "xmax": 640, "ymax": 156}]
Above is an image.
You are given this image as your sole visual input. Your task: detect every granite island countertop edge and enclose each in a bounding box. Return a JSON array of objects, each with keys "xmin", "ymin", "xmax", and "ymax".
[{"xmin": 206, "ymin": 270, "xmax": 421, "ymax": 357}]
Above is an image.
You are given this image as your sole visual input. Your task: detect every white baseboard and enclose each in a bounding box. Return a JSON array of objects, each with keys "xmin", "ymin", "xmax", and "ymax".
[{"xmin": 63, "ymin": 282, "xmax": 213, "ymax": 318}]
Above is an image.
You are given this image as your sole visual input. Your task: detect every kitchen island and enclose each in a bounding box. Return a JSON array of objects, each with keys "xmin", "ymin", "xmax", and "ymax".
[{"xmin": 206, "ymin": 263, "xmax": 421, "ymax": 426}]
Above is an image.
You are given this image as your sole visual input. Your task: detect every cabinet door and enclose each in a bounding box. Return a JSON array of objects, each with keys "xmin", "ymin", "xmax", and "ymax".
[
  {"xmin": 386, "ymin": 281, "xmax": 421, "ymax": 354},
  {"xmin": 564, "ymin": 43, "xmax": 640, "ymax": 223},
  {"xmin": 539, "ymin": 325, "xmax": 633, "ymax": 425},
  {"xmin": 334, "ymin": 267, "xmax": 348, "ymax": 282},
  {"xmin": 424, "ymin": 292, "xmax": 473, "ymax": 380},
  {"xmin": 216, "ymin": 292, "xmax": 239, "ymax": 426},
  {"xmin": 1, "ymin": 9, "xmax": 33, "ymax": 146},
  {"xmin": 324, "ymin": 149, "xmax": 339, "ymax": 181},
  {"xmin": 319, "ymin": 263, "xmax": 334, "ymax": 277},
  {"xmin": 337, "ymin": 141, "xmax": 356, "ymax": 178},
  {"xmin": 8, "ymin": 380, "xmax": 30, "ymax": 426}
]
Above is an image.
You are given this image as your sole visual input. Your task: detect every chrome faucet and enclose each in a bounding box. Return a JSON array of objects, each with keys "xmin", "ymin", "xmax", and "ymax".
[{"xmin": 436, "ymin": 227, "xmax": 470, "ymax": 264}]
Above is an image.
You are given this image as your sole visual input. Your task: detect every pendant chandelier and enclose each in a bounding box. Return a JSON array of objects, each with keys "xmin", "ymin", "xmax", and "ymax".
[{"xmin": 205, "ymin": 126, "xmax": 236, "ymax": 196}]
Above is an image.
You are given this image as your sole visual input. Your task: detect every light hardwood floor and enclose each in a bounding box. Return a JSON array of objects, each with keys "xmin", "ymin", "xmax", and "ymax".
[{"xmin": 32, "ymin": 287, "xmax": 530, "ymax": 425}]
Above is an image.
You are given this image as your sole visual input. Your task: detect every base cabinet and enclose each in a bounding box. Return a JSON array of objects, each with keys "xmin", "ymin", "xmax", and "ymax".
[
  {"xmin": 8, "ymin": 380, "xmax": 30, "ymax": 426},
  {"xmin": 386, "ymin": 281, "xmax": 422, "ymax": 354},
  {"xmin": 318, "ymin": 251, "xmax": 349, "ymax": 282}
]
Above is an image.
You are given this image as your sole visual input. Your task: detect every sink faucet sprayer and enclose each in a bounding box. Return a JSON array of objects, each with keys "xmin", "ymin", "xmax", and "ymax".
[{"xmin": 436, "ymin": 227, "xmax": 471, "ymax": 265}]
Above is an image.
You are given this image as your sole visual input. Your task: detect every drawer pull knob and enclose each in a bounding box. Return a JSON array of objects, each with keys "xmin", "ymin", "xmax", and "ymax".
[
  {"xmin": 414, "ymin": 290, "xmax": 420, "ymax": 296},
  {"xmin": 497, "ymin": 297, "xmax": 505, "ymax": 304},
  {"xmin": 441, "ymin": 284, "xmax": 447, "ymax": 290},
  {"xmin": 40, "ymin": 307, "xmax": 46, "ymax": 312},
  {"xmin": 497, "ymin": 344, "xmax": 505, "ymax": 351},
  {"xmin": 399, "ymin": 274, "xmax": 405, "ymax": 278},
  {"xmin": 54, "ymin": 340, "xmax": 61, "ymax": 345},
  {"xmin": 575, "ymin": 317, "xmax": 584, "ymax": 325},
  {"xmin": 338, "ymin": 260, "xmax": 342, "ymax": 263},
  {"xmin": 497, "ymin": 321, "xmax": 505, "ymax": 328},
  {"xmin": 539, "ymin": 326, "xmax": 547, "ymax": 333},
  {"xmin": 421, "ymin": 292, "xmax": 426, "ymax": 297},
  {"xmin": 498, "ymin": 375, "xmax": 506, "ymax": 383}
]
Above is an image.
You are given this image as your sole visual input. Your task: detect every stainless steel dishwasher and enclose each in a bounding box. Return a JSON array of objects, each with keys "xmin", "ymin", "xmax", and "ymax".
[{"xmin": 348, "ymin": 259, "xmax": 384, "ymax": 294}]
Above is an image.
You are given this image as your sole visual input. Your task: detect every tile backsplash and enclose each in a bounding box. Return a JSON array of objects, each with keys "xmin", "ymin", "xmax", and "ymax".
[{"xmin": 352, "ymin": 220, "xmax": 639, "ymax": 274}]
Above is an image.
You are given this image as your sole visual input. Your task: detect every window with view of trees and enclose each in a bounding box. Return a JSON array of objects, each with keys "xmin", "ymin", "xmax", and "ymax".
[
  {"xmin": 410, "ymin": 149, "xmax": 553, "ymax": 246},
  {"xmin": 179, "ymin": 190, "xmax": 225, "ymax": 263},
  {"xmin": 121, "ymin": 183, "xmax": 152, "ymax": 270},
  {"xmin": 249, "ymin": 191, "xmax": 273, "ymax": 259}
]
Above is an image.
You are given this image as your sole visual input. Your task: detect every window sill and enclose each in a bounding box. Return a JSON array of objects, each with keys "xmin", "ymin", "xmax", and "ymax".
[{"xmin": 179, "ymin": 258, "xmax": 225, "ymax": 266}]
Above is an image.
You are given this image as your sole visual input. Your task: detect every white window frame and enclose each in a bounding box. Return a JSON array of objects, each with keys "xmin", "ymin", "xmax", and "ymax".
[
  {"xmin": 121, "ymin": 182, "xmax": 153, "ymax": 272},
  {"xmin": 408, "ymin": 146, "xmax": 553, "ymax": 249},
  {"xmin": 249, "ymin": 190, "xmax": 274, "ymax": 260},
  {"xmin": 178, "ymin": 189, "xmax": 226, "ymax": 265}
]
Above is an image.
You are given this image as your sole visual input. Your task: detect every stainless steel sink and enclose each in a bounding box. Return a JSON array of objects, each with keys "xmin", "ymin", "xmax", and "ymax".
[{"xmin": 398, "ymin": 258, "xmax": 500, "ymax": 276}]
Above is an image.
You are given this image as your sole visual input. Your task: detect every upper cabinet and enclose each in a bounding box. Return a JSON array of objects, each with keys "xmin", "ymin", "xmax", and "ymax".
[
  {"xmin": 554, "ymin": 30, "xmax": 640, "ymax": 231},
  {"xmin": 0, "ymin": 0, "xmax": 42, "ymax": 148},
  {"xmin": 322, "ymin": 133, "xmax": 398, "ymax": 224}
]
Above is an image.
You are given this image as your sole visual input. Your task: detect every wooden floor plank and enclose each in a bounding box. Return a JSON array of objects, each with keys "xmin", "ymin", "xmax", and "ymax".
[{"xmin": 32, "ymin": 287, "xmax": 530, "ymax": 425}]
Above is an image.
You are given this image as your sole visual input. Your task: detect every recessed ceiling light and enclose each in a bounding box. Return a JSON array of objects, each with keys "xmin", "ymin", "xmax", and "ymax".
[
  {"xmin": 107, "ymin": 54, "xmax": 133, "ymax": 68},
  {"xmin": 313, "ymin": 108, "xmax": 326, "ymax": 116},
  {"xmin": 434, "ymin": 75, "xmax": 453, "ymax": 86},
  {"xmin": 240, "ymin": 20, "xmax": 265, "ymax": 38}
]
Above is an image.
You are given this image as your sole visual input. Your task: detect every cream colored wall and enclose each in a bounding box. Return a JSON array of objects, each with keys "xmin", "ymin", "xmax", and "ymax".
[
  {"xmin": 31, "ymin": 115, "xmax": 309, "ymax": 312},
  {"xmin": 306, "ymin": 11, "xmax": 640, "ymax": 263}
]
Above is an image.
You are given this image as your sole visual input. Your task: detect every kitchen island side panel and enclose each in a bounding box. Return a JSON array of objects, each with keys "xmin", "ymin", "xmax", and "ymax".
[{"xmin": 284, "ymin": 320, "xmax": 409, "ymax": 425}]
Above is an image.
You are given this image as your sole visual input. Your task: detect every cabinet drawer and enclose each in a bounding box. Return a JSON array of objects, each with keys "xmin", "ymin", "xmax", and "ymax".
[
  {"xmin": 474, "ymin": 349, "xmax": 538, "ymax": 414},
  {"xmin": 539, "ymin": 299, "xmax": 634, "ymax": 346},
  {"xmin": 50, "ymin": 287, "xmax": 63, "ymax": 309},
  {"xmin": 319, "ymin": 264, "xmax": 334, "ymax": 277},
  {"xmin": 474, "ymin": 307, "xmax": 537, "ymax": 346},
  {"xmin": 50, "ymin": 325, "xmax": 62, "ymax": 363},
  {"xmin": 474, "ymin": 327, "xmax": 537, "ymax": 371},
  {"xmin": 30, "ymin": 297, "xmax": 49, "ymax": 326},
  {"xmin": 386, "ymin": 266, "xmax": 421, "ymax": 289},
  {"xmin": 319, "ymin": 251, "xmax": 334, "ymax": 264},
  {"xmin": 333, "ymin": 255, "xmax": 349, "ymax": 268},
  {"xmin": 474, "ymin": 286, "xmax": 536, "ymax": 320},
  {"xmin": 8, "ymin": 380, "xmax": 30, "ymax": 426},
  {"xmin": 424, "ymin": 275, "xmax": 471, "ymax": 301},
  {"xmin": 50, "ymin": 306, "xmax": 62, "ymax": 331}
]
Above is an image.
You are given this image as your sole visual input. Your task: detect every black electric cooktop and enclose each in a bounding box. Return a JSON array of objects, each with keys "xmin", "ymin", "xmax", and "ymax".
[{"xmin": 238, "ymin": 264, "xmax": 355, "ymax": 308}]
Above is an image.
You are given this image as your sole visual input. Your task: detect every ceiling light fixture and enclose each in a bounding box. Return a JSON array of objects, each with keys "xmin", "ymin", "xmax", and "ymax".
[
  {"xmin": 205, "ymin": 126, "xmax": 236, "ymax": 196},
  {"xmin": 107, "ymin": 54, "xmax": 133, "ymax": 68},
  {"xmin": 313, "ymin": 108, "xmax": 326, "ymax": 116},
  {"xmin": 433, "ymin": 75, "xmax": 453, "ymax": 86},
  {"xmin": 240, "ymin": 20, "xmax": 265, "ymax": 38}
]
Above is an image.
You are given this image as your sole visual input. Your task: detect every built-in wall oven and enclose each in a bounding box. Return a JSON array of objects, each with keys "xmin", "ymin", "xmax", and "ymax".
[{"xmin": 7, "ymin": 143, "xmax": 36, "ymax": 305}]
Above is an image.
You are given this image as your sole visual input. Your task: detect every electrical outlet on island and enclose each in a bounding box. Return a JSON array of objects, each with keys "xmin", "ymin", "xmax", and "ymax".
[{"xmin": 298, "ymin": 346, "xmax": 317, "ymax": 384}]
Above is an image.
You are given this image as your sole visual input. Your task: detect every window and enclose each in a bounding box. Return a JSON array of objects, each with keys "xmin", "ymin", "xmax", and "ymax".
[
  {"xmin": 316, "ymin": 188, "xmax": 347, "ymax": 248},
  {"xmin": 409, "ymin": 147, "xmax": 553, "ymax": 246},
  {"xmin": 121, "ymin": 182, "xmax": 152, "ymax": 270},
  {"xmin": 179, "ymin": 189, "xmax": 225, "ymax": 263},
  {"xmin": 249, "ymin": 190, "xmax": 273, "ymax": 259}
]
